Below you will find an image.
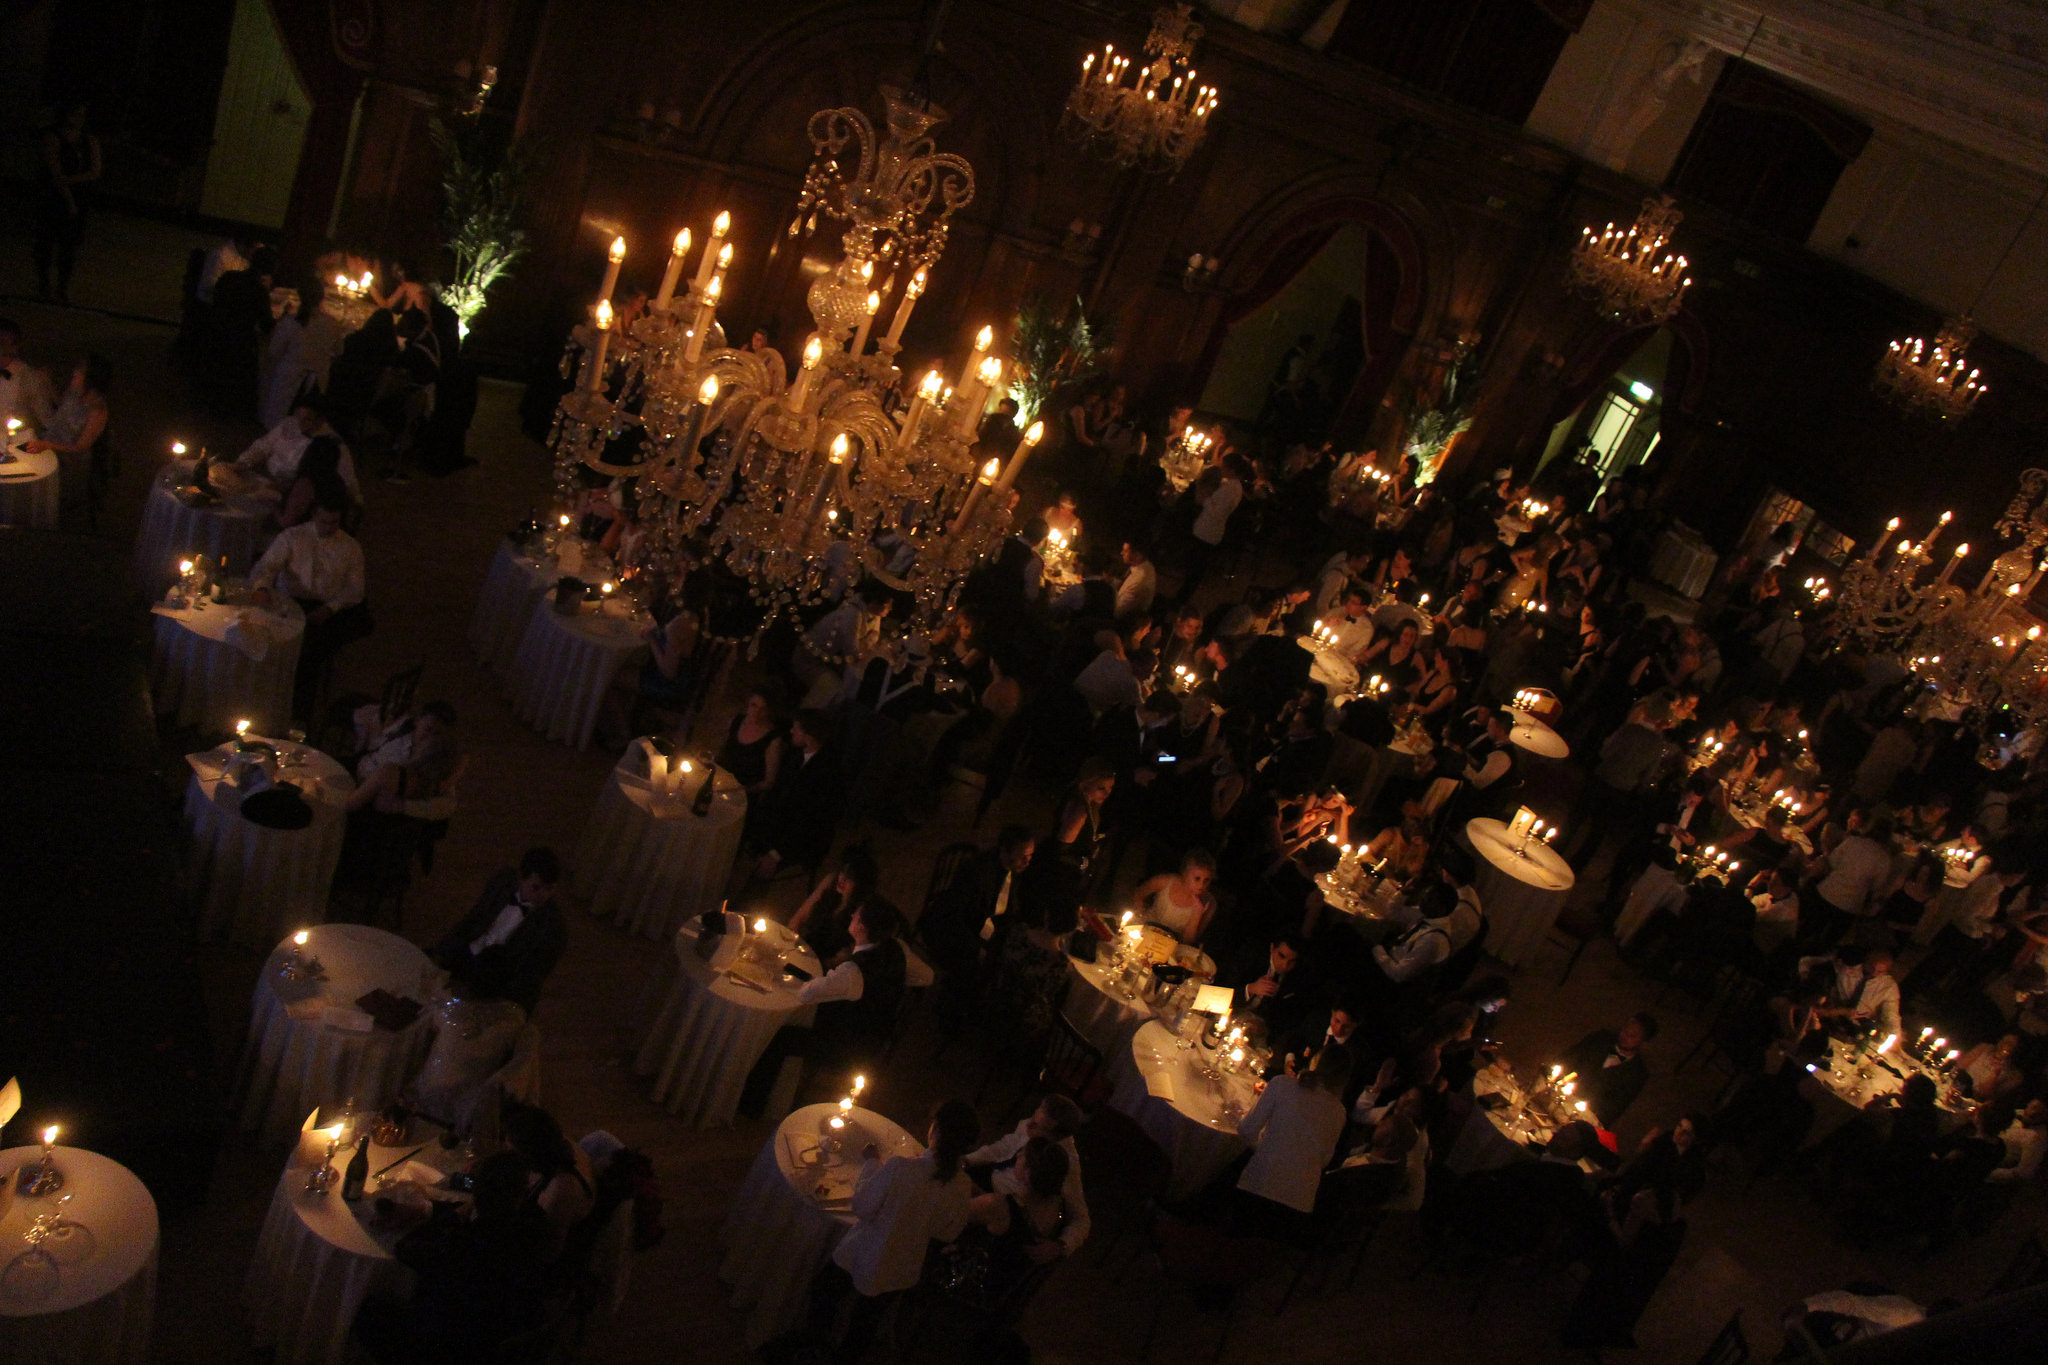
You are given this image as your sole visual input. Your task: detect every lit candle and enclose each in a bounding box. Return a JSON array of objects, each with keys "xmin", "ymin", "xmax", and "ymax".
[
  {"xmin": 693, "ymin": 210, "xmax": 731, "ymax": 292},
  {"xmin": 993, "ymin": 420, "xmax": 1045, "ymax": 492},
  {"xmin": 753, "ymin": 917, "xmax": 768, "ymax": 935},
  {"xmin": 789, "ymin": 336, "xmax": 826, "ymax": 409},
  {"xmin": 684, "ymin": 274, "xmax": 723, "ymax": 364},
  {"xmin": 883, "ymin": 267, "xmax": 926, "ymax": 349},
  {"xmin": 654, "ymin": 228, "xmax": 690, "ymax": 311},
  {"xmin": 558, "ymin": 513, "xmax": 572, "ymax": 530},
  {"xmin": 40, "ymin": 1125, "xmax": 57, "ymax": 1157},
  {"xmin": 850, "ymin": 290, "xmax": 882, "ymax": 355},
  {"xmin": 179, "ymin": 558, "xmax": 195, "ymax": 577},
  {"xmin": 828, "ymin": 1115, "xmax": 844, "ymax": 1132},
  {"xmin": 1877, "ymin": 1033, "xmax": 1897, "ymax": 1054},
  {"xmin": 1937, "ymin": 543, "xmax": 1966, "ymax": 585},
  {"xmin": 587, "ymin": 299, "xmax": 614, "ymax": 393},
  {"xmin": 839, "ymin": 1095, "xmax": 853, "ymax": 1113},
  {"xmin": 955, "ymin": 324, "xmax": 993, "ymax": 396},
  {"xmin": 293, "ymin": 929, "xmax": 310, "ymax": 949},
  {"xmin": 852, "ymin": 1075, "xmax": 866, "ymax": 1096},
  {"xmin": 599, "ymin": 236, "xmax": 626, "ymax": 305},
  {"xmin": 236, "ymin": 718, "xmax": 251, "ymax": 738},
  {"xmin": 904, "ymin": 369, "xmax": 942, "ymax": 440}
]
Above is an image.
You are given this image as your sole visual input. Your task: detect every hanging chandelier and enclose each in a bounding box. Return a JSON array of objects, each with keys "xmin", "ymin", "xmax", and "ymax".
[
  {"xmin": 1874, "ymin": 316, "xmax": 1986, "ymax": 422},
  {"xmin": 548, "ymin": 88, "xmax": 1042, "ymax": 629},
  {"xmin": 1568, "ymin": 194, "xmax": 1692, "ymax": 327},
  {"xmin": 1063, "ymin": 3, "xmax": 1219, "ymax": 177},
  {"xmin": 1831, "ymin": 475, "xmax": 2048, "ymax": 737}
]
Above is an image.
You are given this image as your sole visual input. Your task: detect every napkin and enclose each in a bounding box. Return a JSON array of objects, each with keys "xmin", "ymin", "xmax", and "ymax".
[
  {"xmin": 1144, "ymin": 1069, "xmax": 1177, "ymax": 1103},
  {"xmin": 223, "ymin": 610, "xmax": 274, "ymax": 662}
]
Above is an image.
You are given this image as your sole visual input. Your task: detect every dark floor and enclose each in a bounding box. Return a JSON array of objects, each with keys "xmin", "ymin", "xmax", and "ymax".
[{"xmin": 0, "ymin": 209, "xmax": 2036, "ymax": 1365}]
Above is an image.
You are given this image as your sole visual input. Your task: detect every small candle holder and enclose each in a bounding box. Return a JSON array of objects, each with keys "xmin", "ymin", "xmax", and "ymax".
[
  {"xmin": 18, "ymin": 1128, "xmax": 63, "ymax": 1197},
  {"xmin": 305, "ymin": 1130, "xmax": 343, "ymax": 1195},
  {"xmin": 280, "ymin": 930, "xmax": 326, "ymax": 984}
]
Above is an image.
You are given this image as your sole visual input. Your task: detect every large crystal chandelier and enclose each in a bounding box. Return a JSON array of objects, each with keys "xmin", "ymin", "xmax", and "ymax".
[
  {"xmin": 1831, "ymin": 476, "xmax": 2048, "ymax": 736},
  {"xmin": 1568, "ymin": 194, "xmax": 1691, "ymax": 327},
  {"xmin": 549, "ymin": 88, "xmax": 1042, "ymax": 628},
  {"xmin": 1063, "ymin": 3, "xmax": 1219, "ymax": 177},
  {"xmin": 1874, "ymin": 315, "xmax": 1986, "ymax": 422}
]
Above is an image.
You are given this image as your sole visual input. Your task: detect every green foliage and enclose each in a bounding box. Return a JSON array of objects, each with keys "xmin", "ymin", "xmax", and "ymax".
[
  {"xmin": 1005, "ymin": 294, "xmax": 1112, "ymax": 424},
  {"xmin": 429, "ymin": 115, "xmax": 534, "ymax": 335},
  {"xmin": 1404, "ymin": 348, "xmax": 1483, "ymax": 486}
]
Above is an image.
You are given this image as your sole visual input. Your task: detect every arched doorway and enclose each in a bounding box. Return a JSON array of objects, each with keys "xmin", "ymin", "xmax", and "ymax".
[
  {"xmin": 1196, "ymin": 203, "xmax": 1423, "ymax": 444},
  {"xmin": 1533, "ymin": 314, "xmax": 1706, "ymax": 507}
]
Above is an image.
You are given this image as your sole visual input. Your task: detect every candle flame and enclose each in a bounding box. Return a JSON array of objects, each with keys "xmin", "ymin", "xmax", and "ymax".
[
  {"xmin": 907, "ymin": 268, "xmax": 927, "ymax": 297},
  {"xmin": 699, "ymin": 375, "xmax": 721, "ymax": 405},
  {"xmin": 918, "ymin": 369, "xmax": 944, "ymax": 399},
  {"xmin": 594, "ymin": 298, "xmax": 614, "ymax": 330},
  {"xmin": 673, "ymin": 228, "xmax": 691, "ymax": 255},
  {"xmin": 1022, "ymin": 420, "xmax": 1045, "ymax": 446},
  {"xmin": 829, "ymin": 433, "xmax": 850, "ymax": 464},
  {"xmin": 718, "ymin": 242, "xmax": 734, "ymax": 268},
  {"xmin": 802, "ymin": 336, "xmax": 825, "ymax": 369},
  {"xmin": 977, "ymin": 355, "xmax": 1002, "ymax": 385},
  {"xmin": 753, "ymin": 917, "xmax": 767, "ymax": 934},
  {"xmin": 979, "ymin": 457, "xmax": 1000, "ymax": 483},
  {"xmin": 608, "ymin": 236, "xmax": 626, "ymax": 263},
  {"xmin": 853, "ymin": 1075, "xmax": 866, "ymax": 1093},
  {"xmin": 294, "ymin": 930, "xmax": 310, "ymax": 947},
  {"xmin": 236, "ymin": 719, "xmax": 251, "ymax": 735},
  {"xmin": 41, "ymin": 1126, "xmax": 57, "ymax": 1146},
  {"xmin": 973, "ymin": 325, "xmax": 994, "ymax": 351},
  {"xmin": 864, "ymin": 290, "xmax": 882, "ymax": 315},
  {"xmin": 713, "ymin": 210, "xmax": 731, "ymax": 236}
]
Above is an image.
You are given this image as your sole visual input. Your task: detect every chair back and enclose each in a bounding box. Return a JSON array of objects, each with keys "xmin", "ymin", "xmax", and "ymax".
[
  {"xmin": 1695, "ymin": 1310, "xmax": 1750, "ymax": 1365},
  {"xmin": 923, "ymin": 841, "xmax": 980, "ymax": 919},
  {"xmin": 1995, "ymin": 1232, "xmax": 2048, "ymax": 1295},
  {"xmin": 379, "ymin": 661, "xmax": 426, "ymax": 725},
  {"xmin": 1040, "ymin": 1012, "xmax": 1107, "ymax": 1109}
]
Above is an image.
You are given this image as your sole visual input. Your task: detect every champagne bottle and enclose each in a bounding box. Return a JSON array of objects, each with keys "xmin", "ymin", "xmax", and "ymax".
[
  {"xmin": 341, "ymin": 1134, "xmax": 371, "ymax": 1201},
  {"xmin": 690, "ymin": 760, "xmax": 718, "ymax": 816}
]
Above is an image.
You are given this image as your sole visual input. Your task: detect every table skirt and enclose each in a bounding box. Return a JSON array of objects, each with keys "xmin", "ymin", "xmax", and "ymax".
[
  {"xmin": 1063, "ymin": 961, "xmax": 1152, "ymax": 1057},
  {"xmin": 1473, "ymin": 862, "xmax": 1570, "ymax": 968},
  {"xmin": 632, "ymin": 957, "xmax": 814, "ymax": 1128},
  {"xmin": 1107, "ymin": 1057, "xmax": 1244, "ymax": 1200},
  {"xmin": 717, "ymin": 1134, "xmax": 845, "ymax": 1347},
  {"xmin": 468, "ymin": 542, "xmax": 553, "ymax": 675},
  {"xmin": 243, "ymin": 1168, "xmax": 397, "ymax": 1365},
  {"xmin": 184, "ymin": 771, "xmax": 346, "ymax": 947},
  {"xmin": 504, "ymin": 609, "xmax": 642, "ymax": 750},
  {"xmin": 133, "ymin": 478, "xmax": 266, "ymax": 597},
  {"xmin": 0, "ymin": 453, "xmax": 59, "ymax": 529},
  {"xmin": 0, "ymin": 1147, "xmax": 159, "ymax": 1365},
  {"xmin": 151, "ymin": 613, "xmax": 302, "ymax": 736},
  {"xmin": 574, "ymin": 774, "xmax": 746, "ymax": 941}
]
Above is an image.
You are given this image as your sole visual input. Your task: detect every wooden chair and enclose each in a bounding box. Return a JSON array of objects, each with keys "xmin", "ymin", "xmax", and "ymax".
[
  {"xmin": 1695, "ymin": 1310, "xmax": 1750, "ymax": 1365},
  {"xmin": 1547, "ymin": 902, "xmax": 1603, "ymax": 987},
  {"xmin": 1039, "ymin": 1012, "xmax": 1107, "ymax": 1110},
  {"xmin": 379, "ymin": 661, "xmax": 426, "ymax": 727},
  {"xmin": 923, "ymin": 841, "xmax": 980, "ymax": 923}
]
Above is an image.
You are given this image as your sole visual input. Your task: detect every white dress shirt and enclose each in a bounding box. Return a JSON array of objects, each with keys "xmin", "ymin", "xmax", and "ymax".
[
  {"xmin": 1191, "ymin": 476, "xmax": 1241, "ymax": 546},
  {"xmin": 1991, "ymin": 1121, "xmax": 2047, "ymax": 1183},
  {"xmin": 468, "ymin": 903, "xmax": 527, "ymax": 955},
  {"xmin": 1116, "ymin": 560, "xmax": 1157, "ymax": 618},
  {"xmin": 252, "ymin": 522, "xmax": 366, "ymax": 613},
  {"xmin": 798, "ymin": 940, "xmax": 881, "ymax": 1004},
  {"xmin": 1815, "ymin": 835, "xmax": 1892, "ymax": 915},
  {"xmin": 831, "ymin": 1153, "xmax": 973, "ymax": 1295},
  {"xmin": 966, "ymin": 1120, "xmax": 1092, "ymax": 1254},
  {"xmin": 236, "ymin": 417, "xmax": 360, "ymax": 499},
  {"xmin": 1327, "ymin": 613, "xmax": 1375, "ymax": 661},
  {"xmin": 1237, "ymin": 1076, "xmax": 1346, "ymax": 1213}
]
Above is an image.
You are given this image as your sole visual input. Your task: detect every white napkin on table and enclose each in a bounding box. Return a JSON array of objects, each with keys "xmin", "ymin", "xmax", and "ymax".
[
  {"xmin": 223, "ymin": 610, "xmax": 274, "ymax": 662},
  {"xmin": 1144, "ymin": 1069, "xmax": 1177, "ymax": 1103}
]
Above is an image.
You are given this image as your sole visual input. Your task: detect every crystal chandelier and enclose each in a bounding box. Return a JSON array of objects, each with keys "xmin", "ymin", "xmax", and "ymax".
[
  {"xmin": 1063, "ymin": 3, "xmax": 1220, "ymax": 177},
  {"xmin": 1832, "ymin": 478, "xmax": 2048, "ymax": 736},
  {"xmin": 1568, "ymin": 194, "xmax": 1692, "ymax": 327},
  {"xmin": 548, "ymin": 89, "xmax": 1043, "ymax": 629},
  {"xmin": 1874, "ymin": 315, "xmax": 1986, "ymax": 421}
]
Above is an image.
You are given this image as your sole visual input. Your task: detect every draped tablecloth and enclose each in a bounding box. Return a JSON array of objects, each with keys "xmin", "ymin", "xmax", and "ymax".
[
  {"xmin": 0, "ymin": 445, "xmax": 59, "ymax": 529},
  {"xmin": 1062, "ymin": 944, "xmax": 1214, "ymax": 1057},
  {"xmin": 185, "ymin": 739, "xmax": 354, "ymax": 947},
  {"xmin": 243, "ymin": 1112, "xmax": 464, "ymax": 1365},
  {"xmin": 133, "ymin": 460, "xmax": 273, "ymax": 595},
  {"xmin": 1649, "ymin": 527, "xmax": 1718, "ymax": 601},
  {"xmin": 1108, "ymin": 1021, "xmax": 1257, "ymax": 1199},
  {"xmin": 504, "ymin": 603, "xmax": 647, "ymax": 750},
  {"xmin": 468, "ymin": 540, "xmax": 557, "ymax": 676},
  {"xmin": 0, "ymin": 1146, "xmax": 157, "ymax": 1365},
  {"xmin": 236, "ymin": 924, "xmax": 436, "ymax": 1145},
  {"xmin": 633, "ymin": 919, "xmax": 820, "ymax": 1128},
  {"xmin": 574, "ymin": 739, "xmax": 748, "ymax": 940},
  {"xmin": 717, "ymin": 1103, "xmax": 919, "ymax": 1347},
  {"xmin": 1466, "ymin": 817, "xmax": 1576, "ymax": 968},
  {"xmin": 150, "ymin": 597, "xmax": 304, "ymax": 736}
]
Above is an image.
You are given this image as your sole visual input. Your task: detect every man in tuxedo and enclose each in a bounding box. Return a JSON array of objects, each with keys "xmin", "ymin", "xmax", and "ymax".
[
  {"xmin": 739, "ymin": 899, "xmax": 909, "ymax": 1116},
  {"xmin": 1560, "ymin": 1012, "xmax": 1659, "ymax": 1129},
  {"xmin": 920, "ymin": 826, "xmax": 1035, "ymax": 1020},
  {"xmin": 745, "ymin": 708, "xmax": 842, "ymax": 882},
  {"xmin": 1230, "ymin": 933, "xmax": 1319, "ymax": 1051},
  {"xmin": 431, "ymin": 848, "xmax": 568, "ymax": 1016}
]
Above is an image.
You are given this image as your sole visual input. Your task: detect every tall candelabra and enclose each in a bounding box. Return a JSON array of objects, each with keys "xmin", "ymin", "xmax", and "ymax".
[{"xmin": 549, "ymin": 87, "xmax": 1045, "ymax": 627}]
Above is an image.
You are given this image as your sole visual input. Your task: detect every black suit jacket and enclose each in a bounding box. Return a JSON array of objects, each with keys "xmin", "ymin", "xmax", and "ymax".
[
  {"xmin": 756, "ymin": 746, "xmax": 843, "ymax": 872},
  {"xmin": 431, "ymin": 869, "xmax": 568, "ymax": 1016},
  {"xmin": 1561, "ymin": 1029, "xmax": 1649, "ymax": 1128}
]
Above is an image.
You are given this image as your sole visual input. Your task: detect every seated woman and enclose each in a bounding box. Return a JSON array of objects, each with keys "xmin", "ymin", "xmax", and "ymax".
[
  {"xmin": 716, "ymin": 685, "xmax": 788, "ymax": 798},
  {"xmin": 788, "ymin": 844, "xmax": 881, "ymax": 961},
  {"xmin": 1365, "ymin": 811, "xmax": 1432, "ymax": 884},
  {"xmin": 346, "ymin": 701, "xmax": 460, "ymax": 818},
  {"xmin": 949, "ymin": 1137, "xmax": 1069, "ymax": 1310},
  {"xmin": 500, "ymin": 1099, "xmax": 595, "ymax": 1265},
  {"xmin": 411, "ymin": 953, "xmax": 527, "ymax": 1135},
  {"xmin": 22, "ymin": 351, "xmax": 111, "ymax": 503},
  {"xmin": 1130, "ymin": 849, "xmax": 1218, "ymax": 943}
]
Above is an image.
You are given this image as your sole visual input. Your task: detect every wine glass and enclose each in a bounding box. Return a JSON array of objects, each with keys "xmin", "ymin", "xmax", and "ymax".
[
  {"xmin": 38, "ymin": 1194, "xmax": 94, "ymax": 1267},
  {"xmin": 2, "ymin": 1221, "xmax": 59, "ymax": 1306}
]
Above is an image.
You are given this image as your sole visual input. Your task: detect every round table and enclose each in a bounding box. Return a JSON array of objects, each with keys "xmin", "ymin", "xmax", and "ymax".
[
  {"xmin": 1649, "ymin": 527, "xmax": 1718, "ymax": 600},
  {"xmin": 717, "ymin": 1103, "xmax": 920, "ymax": 1347},
  {"xmin": 1506, "ymin": 712, "xmax": 1570, "ymax": 760},
  {"xmin": 1444, "ymin": 1062, "xmax": 1561, "ymax": 1174},
  {"xmin": 1063, "ymin": 943, "xmax": 1215, "ymax": 1056},
  {"xmin": 244, "ymin": 1115, "xmax": 465, "ymax": 1365},
  {"xmin": 184, "ymin": 738, "xmax": 354, "ymax": 947},
  {"xmin": 0, "ymin": 445, "xmax": 59, "ymax": 529},
  {"xmin": 236, "ymin": 924, "xmax": 437, "ymax": 1146},
  {"xmin": 1797, "ymin": 1048, "xmax": 1970, "ymax": 1145},
  {"xmin": 150, "ymin": 598, "xmax": 305, "ymax": 736},
  {"xmin": 133, "ymin": 460, "xmax": 274, "ymax": 595},
  {"xmin": 1314, "ymin": 868, "xmax": 1400, "ymax": 938},
  {"xmin": 573, "ymin": 740, "xmax": 748, "ymax": 941},
  {"xmin": 0, "ymin": 1146, "xmax": 158, "ymax": 1364},
  {"xmin": 504, "ymin": 603, "xmax": 647, "ymax": 750},
  {"xmin": 1465, "ymin": 817, "xmax": 1576, "ymax": 968},
  {"xmin": 468, "ymin": 540, "xmax": 558, "ymax": 676},
  {"xmin": 1294, "ymin": 636, "xmax": 1359, "ymax": 697},
  {"xmin": 1108, "ymin": 1021, "xmax": 1258, "ymax": 1199},
  {"xmin": 633, "ymin": 918, "xmax": 821, "ymax": 1128}
]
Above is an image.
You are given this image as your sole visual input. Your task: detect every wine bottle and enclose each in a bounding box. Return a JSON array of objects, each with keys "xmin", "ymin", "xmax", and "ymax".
[
  {"xmin": 341, "ymin": 1134, "xmax": 371, "ymax": 1201},
  {"xmin": 690, "ymin": 760, "xmax": 718, "ymax": 816},
  {"xmin": 193, "ymin": 447, "xmax": 215, "ymax": 494}
]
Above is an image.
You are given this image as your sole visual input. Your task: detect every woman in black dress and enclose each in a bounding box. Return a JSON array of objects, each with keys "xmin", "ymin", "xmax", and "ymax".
[{"xmin": 717, "ymin": 686, "xmax": 788, "ymax": 798}]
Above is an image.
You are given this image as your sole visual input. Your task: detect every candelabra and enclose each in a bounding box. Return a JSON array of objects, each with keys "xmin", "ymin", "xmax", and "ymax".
[
  {"xmin": 1063, "ymin": 4, "xmax": 1219, "ymax": 177},
  {"xmin": 1159, "ymin": 424, "xmax": 1212, "ymax": 493},
  {"xmin": 1568, "ymin": 194, "xmax": 1692, "ymax": 327},
  {"xmin": 548, "ymin": 88, "xmax": 1046, "ymax": 628}
]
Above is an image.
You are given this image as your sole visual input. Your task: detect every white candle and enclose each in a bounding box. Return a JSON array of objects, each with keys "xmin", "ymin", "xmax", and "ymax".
[
  {"xmin": 904, "ymin": 369, "xmax": 943, "ymax": 440},
  {"xmin": 599, "ymin": 236, "xmax": 626, "ymax": 305},
  {"xmin": 883, "ymin": 268, "xmax": 927, "ymax": 348},
  {"xmin": 654, "ymin": 228, "xmax": 690, "ymax": 311},
  {"xmin": 955, "ymin": 324, "xmax": 993, "ymax": 395},
  {"xmin": 293, "ymin": 929, "xmax": 310, "ymax": 949},
  {"xmin": 684, "ymin": 275, "xmax": 723, "ymax": 364},
  {"xmin": 950, "ymin": 458, "xmax": 1001, "ymax": 535},
  {"xmin": 852, "ymin": 1074, "xmax": 866, "ymax": 1096},
  {"xmin": 993, "ymin": 420, "xmax": 1044, "ymax": 492},
  {"xmin": 587, "ymin": 299, "xmax": 614, "ymax": 392},
  {"xmin": 693, "ymin": 210, "xmax": 730, "ymax": 292},
  {"xmin": 789, "ymin": 336, "xmax": 826, "ymax": 409},
  {"xmin": 1938, "ymin": 543, "xmax": 1966, "ymax": 585},
  {"xmin": 850, "ymin": 291, "xmax": 882, "ymax": 356}
]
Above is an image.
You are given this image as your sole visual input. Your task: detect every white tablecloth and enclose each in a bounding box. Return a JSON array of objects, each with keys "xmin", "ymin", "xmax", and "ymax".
[
  {"xmin": 0, "ymin": 445, "xmax": 59, "ymax": 529},
  {"xmin": 1062, "ymin": 944, "xmax": 1215, "ymax": 1057},
  {"xmin": 1108, "ymin": 1021, "xmax": 1257, "ymax": 1199},
  {"xmin": 133, "ymin": 460, "xmax": 273, "ymax": 595},
  {"xmin": 633, "ymin": 919, "xmax": 820, "ymax": 1127},
  {"xmin": 150, "ymin": 598, "xmax": 304, "ymax": 736},
  {"xmin": 1466, "ymin": 817, "xmax": 1576, "ymax": 968},
  {"xmin": 0, "ymin": 1146, "xmax": 158, "ymax": 1365},
  {"xmin": 236, "ymin": 924, "xmax": 436, "ymax": 1145},
  {"xmin": 717, "ymin": 1103, "xmax": 919, "ymax": 1347},
  {"xmin": 1444, "ymin": 1063, "xmax": 1555, "ymax": 1174},
  {"xmin": 505, "ymin": 604, "xmax": 647, "ymax": 750},
  {"xmin": 1649, "ymin": 528, "xmax": 1718, "ymax": 600},
  {"xmin": 574, "ymin": 740, "xmax": 748, "ymax": 940},
  {"xmin": 468, "ymin": 541, "xmax": 557, "ymax": 675},
  {"xmin": 183, "ymin": 739, "xmax": 354, "ymax": 947},
  {"xmin": 243, "ymin": 1115, "xmax": 463, "ymax": 1365}
]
